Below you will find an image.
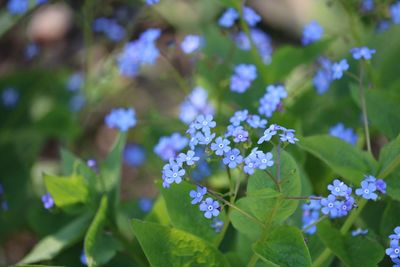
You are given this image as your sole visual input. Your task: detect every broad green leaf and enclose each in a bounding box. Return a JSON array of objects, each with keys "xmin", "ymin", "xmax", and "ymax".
[
  {"xmin": 100, "ymin": 133, "xmax": 126, "ymax": 209},
  {"xmin": 378, "ymin": 133, "xmax": 400, "ymax": 179},
  {"xmin": 131, "ymin": 219, "xmax": 230, "ymax": 267},
  {"xmin": 386, "ymin": 173, "xmax": 400, "ymax": 202},
  {"xmin": 85, "ymin": 196, "xmax": 120, "ymax": 267},
  {"xmin": 253, "ymin": 226, "xmax": 311, "ymax": 267},
  {"xmin": 299, "ymin": 135, "xmax": 376, "ymax": 184},
  {"xmin": 160, "ymin": 181, "xmax": 225, "ymax": 243},
  {"xmin": 351, "ymin": 87, "xmax": 400, "ymax": 140},
  {"xmin": 44, "ymin": 174, "xmax": 89, "ymax": 208},
  {"xmin": 145, "ymin": 196, "xmax": 170, "ymax": 225},
  {"xmin": 317, "ymin": 221, "xmax": 384, "ymax": 267},
  {"xmin": 266, "ymin": 40, "xmax": 330, "ymax": 83},
  {"xmin": 230, "ymin": 151, "xmax": 301, "ymax": 239},
  {"xmin": 380, "ymin": 201, "xmax": 400, "ymax": 239},
  {"xmin": 19, "ymin": 214, "xmax": 91, "ymax": 264}
]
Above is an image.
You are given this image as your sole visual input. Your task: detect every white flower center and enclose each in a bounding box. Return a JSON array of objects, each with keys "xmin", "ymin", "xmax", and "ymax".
[
  {"xmin": 328, "ymin": 203, "xmax": 334, "ymax": 208},
  {"xmin": 173, "ymin": 173, "xmax": 177, "ymax": 177},
  {"xmin": 208, "ymin": 205, "xmax": 213, "ymax": 211},
  {"xmin": 219, "ymin": 144, "xmax": 223, "ymax": 148},
  {"xmin": 230, "ymin": 156, "xmax": 235, "ymax": 160},
  {"xmin": 364, "ymin": 189, "xmax": 369, "ymax": 194}
]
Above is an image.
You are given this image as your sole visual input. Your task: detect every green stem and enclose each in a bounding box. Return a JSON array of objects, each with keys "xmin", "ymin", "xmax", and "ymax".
[{"xmin": 359, "ymin": 63, "xmax": 372, "ymax": 154}]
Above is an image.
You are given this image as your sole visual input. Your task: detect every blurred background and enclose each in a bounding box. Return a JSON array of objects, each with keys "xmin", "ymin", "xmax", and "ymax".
[{"xmin": 0, "ymin": 0, "xmax": 399, "ymax": 265}]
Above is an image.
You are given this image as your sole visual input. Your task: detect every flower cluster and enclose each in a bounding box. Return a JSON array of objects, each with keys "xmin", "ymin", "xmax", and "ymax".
[
  {"xmin": 93, "ymin": 17, "xmax": 125, "ymax": 42},
  {"xmin": 355, "ymin": 175, "xmax": 386, "ymax": 200},
  {"xmin": 179, "ymin": 87, "xmax": 214, "ymax": 124},
  {"xmin": 320, "ymin": 179, "xmax": 355, "ymax": 218},
  {"xmin": 154, "ymin": 133, "xmax": 188, "ymax": 161},
  {"xmin": 329, "ymin": 123, "xmax": 358, "ymax": 146},
  {"xmin": 313, "ymin": 57, "xmax": 332, "ymax": 95},
  {"xmin": 350, "ymin": 47, "xmax": 376, "ymax": 60},
  {"xmin": 117, "ymin": 28, "xmax": 161, "ymax": 77},
  {"xmin": 386, "ymin": 227, "xmax": 400, "ymax": 266},
  {"xmin": 302, "ymin": 198, "xmax": 321, "ymax": 234},
  {"xmin": 218, "ymin": 6, "xmax": 261, "ymax": 28},
  {"xmin": 302, "ymin": 21, "xmax": 324, "ymax": 46},
  {"xmin": 234, "ymin": 29, "xmax": 273, "ymax": 64},
  {"xmin": 258, "ymin": 85, "xmax": 288, "ymax": 117},
  {"xmin": 105, "ymin": 108, "xmax": 137, "ymax": 132},
  {"xmin": 230, "ymin": 64, "xmax": 257, "ymax": 93}
]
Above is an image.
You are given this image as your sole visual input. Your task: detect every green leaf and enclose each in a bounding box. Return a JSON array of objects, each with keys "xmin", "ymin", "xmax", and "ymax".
[
  {"xmin": 380, "ymin": 201, "xmax": 400, "ymax": 239},
  {"xmin": 266, "ymin": 40, "xmax": 330, "ymax": 83},
  {"xmin": 44, "ymin": 174, "xmax": 89, "ymax": 208},
  {"xmin": 19, "ymin": 214, "xmax": 91, "ymax": 264},
  {"xmin": 131, "ymin": 219, "xmax": 230, "ymax": 267},
  {"xmin": 13, "ymin": 265, "xmax": 65, "ymax": 267},
  {"xmin": 100, "ymin": 133, "xmax": 126, "ymax": 209},
  {"xmin": 230, "ymin": 151, "xmax": 301, "ymax": 239},
  {"xmin": 299, "ymin": 135, "xmax": 376, "ymax": 184},
  {"xmin": 378, "ymin": 133, "xmax": 400, "ymax": 179},
  {"xmin": 253, "ymin": 226, "xmax": 311, "ymax": 267},
  {"xmin": 160, "ymin": 181, "xmax": 225, "ymax": 243},
  {"xmin": 84, "ymin": 196, "xmax": 120, "ymax": 267},
  {"xmin": 351, "ymin": 87, "xmax": 400, "ymax": 140},
  {"xmin": 317, "ymin": 221, "xmax": 384, "ymax": 267}
]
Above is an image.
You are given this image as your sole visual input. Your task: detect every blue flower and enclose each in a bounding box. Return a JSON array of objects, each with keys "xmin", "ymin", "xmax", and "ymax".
[
  {"xmin": 386, "ymin": 240, "xmax": 400, "ymax": 259},
  {"xmin": 364, "ymin": 175, "xmax": 386, "ymax": 194},
  {"xmin": 329, "ymin": 123, "xmax": 358, "ymax": 146},
  {"xmin": 232, "ymin": 126, "xmax": 249, "ymax": 143},
  {"xmin": 331, "ymin": 59, "xmax": 349, "ymax": 80},
  {"xmin": 360, "ymin": 0, "xmax": 374, "ymax": 12},
  {"xmin": 302, "ymin": 21, "xmax": 324, "ymax": 46},
  {"xmin": 376, "ymin": 20, "xmax": 391, "ymax": 32},
  {"xmin": 195, "ymin": 129, "xmax": 215, "ymax": 145},
  {"xmin": 327, "ymin": 179, "xmax": 350, "ymax": 197},
  {"xmin": 355, "ymin": 180, "xmax": 378, "ymax": 200},
  {"xmin": 69, "ymin": 95, "xmax": 85, "ymax": 112},
  {"xmin": 321, "ymin": 194, "xmax": 340, "ymax": 218},
  {"xmin": 93, "ymin": 18, "xmax": 125, "ymax": 42},
  {"xmin": 279, "ymin": 129, "xmax": 299, "ymax": 144},
  {"xmin": 124, "ymin": 144, "xmax": 146, "ymax": 167},
  {"xmin": 41, "ymin": 193, "xmax": 55, "ymax": 209},
  {"xmin": 177, "ymin": 150, "xmax": 200, "ymax": 166},
  {"xmin": 218, "ymin": 8, "xmax": 239, "ymax": 28},
  {"xmin": 350, "ymin": 47, "xmax": 376, "ymax": 60},
  {"xmin": 86, "ymin": 159, "xmax": 97, "ymax": 170},
  {"xmin": 390, "ymin": 2, "xmax": 400, "ymax": 24},
  {"xmin": 179, "ymin": 87, "xmax": 214, "ymax": 124},
  {"xmin": 67, "ymin": 73, "xmax": 84, "ymax": 92},
  {"xmin": 257, "ymin": 124, "xmax": 278, "ymax": 144},
  {"xmin": 146, "ymin": 0, "xmax": 160, "ymax": 5},
  {"xmin": 25, "ymin": 43, "xmax": 39, "ymax": 60},
  {"xmin": 105, "ymin": 108, "xmax": 137, "ymax": 132},
  {"xmin": 210, "ymin": 137, "xmax": 231, "ymax": 156},
  {"xmin": 80, "ymin": 250, "xmax": 88, "ymax": 265},
  {"xmin": 235, "ymin": 29, "xmax": 273, "ymax": 64},
  {"xmin": 314, "ymin": 60, "xmax": 333, "ymax": 92},
  {"xmin": 389, "ymin": 227, "xmax": 400, "ymax": 240},
  {"xmin": 302, "ymin": 209, "xmax": 319, "ymax": 234},
  {"xmin": 2, "ymin": 87, "xmax": 19, "ymax": 108},
  {"xmin": 256, "ymin": 151, "xmax": 274, "ymax": 170},
  {"xmin": 162, "ymin": 162, "xmax": 185, "ymax": 186},
  {"xmin": 211, "ymin": 218, "xmax": 224, "ymax": 232},
  {"xmin": 117, "ymin": 28, "xmax": 161, "ymax": 77},
  {"xmin": 244, "ymin": 151, "xmax": 258, "ymax": 175},
  {"xmin": 337, "ymin": 196, "xmax": 355, "ymax": 217},
  {"xmin": 223, "ymin": 148, "xmax": 243, "ymax": 168},
  {"xmin": 230, "ymin": 110, "xmax": 249, "ymax": 126},
  {"xmin": 243, "ymin": 6, "xmax": 261, "ymax": 26},
  {"xmin": 246, "ymin": 115, "xmax": 267, "ymax": 129},
  {"xmin": 189, "ymin": 186, "xmax": 207, "ymax": 204},
  {"xmin": 199, "ymin": 197, "xmax": 220, "ymax": 219},
  {"xmin": 181, "ymin": 35, "xmax": 202, "ymax": 54},
  {"xmin": 351, "ymin": 228, "xmax": 368, "ymax": 236},
  {"xmin": 7, "ymin": 0, "xmax": 28, "ymax": 15},
  {"xmin": 258, "ymin": 85, "xmax": 287, "ymax": 117},
  {"xmin": 230, "ymin": 64, "xmax": 257, "ymax": 93},
  {"xmin": 154, "ymin": 133, "xmax": 188, "ymax": 161},
  {"xmin": 193, "ymin": 114, "xmax": 216, "ymax": 132},
  {"xmin": 138, "ymin": 197, "xmax": 153, "ymax": 212}
]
